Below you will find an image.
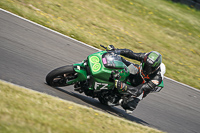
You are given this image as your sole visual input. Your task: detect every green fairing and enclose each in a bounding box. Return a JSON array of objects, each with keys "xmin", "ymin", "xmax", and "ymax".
[
  {"xmin": 67, "ymin": 51, "xmax": 163, "ymax": 91},
  {"xmin": 67, "ymin": 51, "xmax": 130, "ymax": 91},
  {"xmin": 87, "ymin": 51, "xmax": 130, "ymax": 91}
]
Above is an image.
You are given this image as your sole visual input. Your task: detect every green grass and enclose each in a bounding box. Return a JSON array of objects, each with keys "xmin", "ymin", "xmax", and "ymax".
[
  {"xmin": 0, "ymin": 80, "xmax": 164, "ymax": 133},
  {"xmin": 0, "ymin": 0, "xmax": 200, "ymax": 89}
]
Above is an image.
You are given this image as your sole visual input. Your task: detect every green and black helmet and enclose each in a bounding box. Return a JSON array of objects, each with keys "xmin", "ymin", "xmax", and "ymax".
[{"xmin": 142, "ymin": 51, "xmax": 162, "ymax": 75}]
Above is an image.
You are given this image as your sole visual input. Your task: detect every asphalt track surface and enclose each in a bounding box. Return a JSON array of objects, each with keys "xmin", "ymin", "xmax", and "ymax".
[{"xmin": 0, "ymin": 9, "xmax": 200, "ymax": 133}]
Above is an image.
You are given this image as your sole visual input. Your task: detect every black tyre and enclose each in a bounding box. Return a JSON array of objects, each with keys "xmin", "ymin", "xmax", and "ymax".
[{"xmin": 46, "ymin": 65, "xmax": 77, "ymax": 87}]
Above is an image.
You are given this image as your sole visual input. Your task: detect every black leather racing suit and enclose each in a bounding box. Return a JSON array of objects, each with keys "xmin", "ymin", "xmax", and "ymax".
[{"xmin": 114, "ymin": 49, "xmax": 163, "ymax": 111}]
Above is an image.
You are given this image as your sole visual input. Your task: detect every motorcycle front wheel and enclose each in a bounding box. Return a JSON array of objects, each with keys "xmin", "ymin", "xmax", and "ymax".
[{"xmin": 46, "ymin": 65, "xmax": 77, "ymax": 87}]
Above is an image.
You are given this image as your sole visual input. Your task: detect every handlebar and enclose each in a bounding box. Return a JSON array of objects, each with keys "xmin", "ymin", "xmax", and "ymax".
[{"xmin": 100, "ymin": 45, "xmax": 107, "ymax": 50}]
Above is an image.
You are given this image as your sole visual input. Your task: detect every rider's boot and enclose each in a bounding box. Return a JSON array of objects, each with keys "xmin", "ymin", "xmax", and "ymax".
[{"xmin": 121, "ymin": 97, "xmax": 140, "ymax": 114}]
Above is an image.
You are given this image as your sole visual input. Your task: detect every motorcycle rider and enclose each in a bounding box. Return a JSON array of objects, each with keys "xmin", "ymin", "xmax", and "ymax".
[{"xmin": 107, "ymin": 45, "xmax": 166, "ymax": 113}]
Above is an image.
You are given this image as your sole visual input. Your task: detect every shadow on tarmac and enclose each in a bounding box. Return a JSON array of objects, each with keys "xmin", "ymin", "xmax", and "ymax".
[{"xmin": 53, "ymin": 86, "xmax": 149, "ymax": 126}]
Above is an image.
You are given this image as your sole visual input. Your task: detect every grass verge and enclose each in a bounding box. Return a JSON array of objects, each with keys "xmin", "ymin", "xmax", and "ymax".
[
  {"xmin": 0, "ymin": 80, "xmax": 164, "ymax": 133},
  {"xmin": 0, "ymin": 0, "xmax": 200, "ymax": 89}
]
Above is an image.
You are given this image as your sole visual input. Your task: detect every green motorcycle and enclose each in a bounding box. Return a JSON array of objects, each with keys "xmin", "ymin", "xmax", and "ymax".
[{"xmin": 46, "ymin": 45, "xmax": 130, "ymax": 106}]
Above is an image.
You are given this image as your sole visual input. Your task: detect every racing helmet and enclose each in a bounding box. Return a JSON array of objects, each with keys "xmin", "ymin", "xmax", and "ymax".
[{"xmin": 142, "ymin": 51, "xmax": 162, "ymax": 75}]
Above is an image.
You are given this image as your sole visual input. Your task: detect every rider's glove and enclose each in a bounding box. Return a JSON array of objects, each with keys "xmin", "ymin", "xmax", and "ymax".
[
  {"xmin": 107, "ymin": 45, "xmax": 115, "ymax": 51},
  {"xmin": 115, "ymin": 80, "xmax": 127, "ymax": 92}
]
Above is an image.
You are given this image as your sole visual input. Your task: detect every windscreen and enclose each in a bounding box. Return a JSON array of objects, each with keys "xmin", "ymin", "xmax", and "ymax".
[{"xmin": 102, "ymin": 52, "xmax": 125, "ymax": 69}]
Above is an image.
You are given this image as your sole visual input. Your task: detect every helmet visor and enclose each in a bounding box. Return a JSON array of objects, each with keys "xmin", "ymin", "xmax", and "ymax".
[{"xmin": 143, "ymin": 63, "xmax": 157, "ymax": 75}]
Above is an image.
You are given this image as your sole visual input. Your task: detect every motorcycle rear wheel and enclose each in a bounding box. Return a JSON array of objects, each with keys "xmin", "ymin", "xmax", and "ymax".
[{"xmin": 46, "ymin": 65, "xmax": 77, "ymax": 87}]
